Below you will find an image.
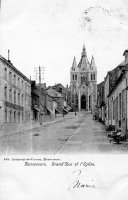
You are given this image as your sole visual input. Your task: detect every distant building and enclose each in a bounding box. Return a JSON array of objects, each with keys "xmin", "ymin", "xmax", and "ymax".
[
  {"xmin": 51, "ymin": 83, "xmax": 71, "ymax": 106},
  {"xmin": 0, "ymin": 55, "xmax": 31, "ymax": 133},
  {"xmin": 46, "ymin": 87, "xmax": 67, "ymax": 114},
  {"xmin": 70, "ymin": 45, "xmax": 97, "ymax": 112}
]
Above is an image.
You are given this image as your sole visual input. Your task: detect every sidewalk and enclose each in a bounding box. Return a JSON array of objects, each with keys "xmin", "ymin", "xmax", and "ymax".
[{"xmin": 0, "ymin": 112, "xmax": 74, "ymax": 138}]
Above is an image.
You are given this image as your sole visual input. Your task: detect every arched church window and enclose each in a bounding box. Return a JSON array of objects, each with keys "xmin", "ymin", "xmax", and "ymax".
[
  {"xmin": 81, "ymin": 77, "xmax": 83, "ymax": 84},
  {"xmin": 83, "ymin": 76, "xmax": 86, "ymax": 83},
  {"xmin": 93, "ymin": 74, "xmax": 95, "ymax": 80},
  {"xmin": 75, "ymin": 74, "xmax": 77, "ymax": 80},
  {"xmin": 91, "ymin": 74, "xmax": 93, "ymax": 80},
  {"xmin": 73, "ymin": 74, "xmax": 74, "ymax": 80}
]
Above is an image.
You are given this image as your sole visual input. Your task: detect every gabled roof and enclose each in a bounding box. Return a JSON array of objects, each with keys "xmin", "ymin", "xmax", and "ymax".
[
  {"xmin": 51, "ymin": 83, "xmax": 70, "ymax": 93},
  {"xmin": 46, "ymin": 87, "xmax": 63, "ymax": 98},
  {"xmin": 108, "ymin": 68, "xmax": 128, "ymax": 97}
]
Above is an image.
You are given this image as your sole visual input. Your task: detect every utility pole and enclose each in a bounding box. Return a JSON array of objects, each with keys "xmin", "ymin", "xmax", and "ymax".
[{"xmin": 34, "ymin": 66, "xmax": 45, "ymax": 125}]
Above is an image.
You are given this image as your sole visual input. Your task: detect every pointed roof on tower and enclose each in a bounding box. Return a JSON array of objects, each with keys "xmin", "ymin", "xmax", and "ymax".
[
  {"xmin": 81, "ymin": 44, "xmax": 87, "ymax": 57},
  {"xmin": 71, "ymin": 56, "xmax": 77, "ymax": 71},
  {"xmin": 90, "ymin": 55, "xmax": 97, "ymax": 70},
  {"xmin": 78, "ymin": 45, "xmax": 90, "ymax": 70}
]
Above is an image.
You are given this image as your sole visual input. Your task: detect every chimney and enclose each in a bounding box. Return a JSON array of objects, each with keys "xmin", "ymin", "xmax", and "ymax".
[
  {"xmin": 8, "ymin": 50, "xmax": 11, "ymax": 62},
  {"xmin": 123, "ymin": 49, "xmax": 128, "ymax": 64}
]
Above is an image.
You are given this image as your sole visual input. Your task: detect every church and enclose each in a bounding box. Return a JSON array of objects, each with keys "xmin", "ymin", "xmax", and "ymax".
[{"xmin": 70, "ymin": 45, "xmax": 97, "ymax": 112}]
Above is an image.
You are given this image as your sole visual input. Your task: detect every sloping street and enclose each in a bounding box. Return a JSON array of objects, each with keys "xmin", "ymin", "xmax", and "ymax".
[{"xmin": 0, "ymin": 112, "xmax": 128, "ymax": 155}]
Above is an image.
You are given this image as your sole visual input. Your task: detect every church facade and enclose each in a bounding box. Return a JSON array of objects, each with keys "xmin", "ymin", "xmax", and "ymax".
[{"xmin": 70, "ymin": 45, "xmax": 97, "ymax": 112}]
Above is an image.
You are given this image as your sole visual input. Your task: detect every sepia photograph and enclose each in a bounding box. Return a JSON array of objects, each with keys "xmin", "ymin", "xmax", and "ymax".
[{"xmin": 0, "ymin": 0, "xmax": 128, "ymax": 199}]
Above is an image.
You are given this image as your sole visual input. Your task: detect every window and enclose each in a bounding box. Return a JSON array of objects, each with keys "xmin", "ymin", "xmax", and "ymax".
[
  {"xmin": 83, "ymin": 76, "xmax": 86, "ymax": 83},
  {"xmin": 22, "ymin": 113, "xmax": 24, "ymax": 123},
  {"xmin": 91, "ymin": 74, "xmax": 93, "ymax": 80},
  {"xmin": 18, "ymin": 112, "xmax": 20, "ymax": 123},
  {"xmin": 4, "ymin": 86, "xmax": 7, "ymax": 100},
  {"xmin": 25, "ymin": 83, "xmax": 27, "ymax": 91},
  {"xmin": 9, "ymin": 88, "xmax": 12, "ymax": 102},
  {"xmin": 25, "ymin": 94, "xmax": 27, "ymax": 106},
  {"xmin": 4, "ymin": 68, "xmax": 7, "ymax": 80},
  {"xmin": 22, "ymin": 80, "xmax": 23, "ymax": 90},
  {"xmin": 29, "ymin": 95, "xmax": 31, "ymax": 106},
  {"xmin": 13, "ymin": 74, "xmax": 16, "ymax": 85},
  {"xmin": 93, "ymin": 74, "xmax": 95, "ymax": 80},
  {"xmin": 18, "ymin": 93, "xmax": 20, "ymax": 105},
  {"xmin": 14, "ymin": 111, "xmax": 16, "ymax": 122},
  {"xmin": 81, "ymin": 77, "xmax": 83, "ymax": 84},
  {"xmin": 122, "ymin": 90, "xmax": 126, "ymax": 118},
  {"xmin": 116, "ymin": 97, "xmax": 118, "ymax": 122},
  {"xmin": 119, "ymin": 93, "xmax": 121, "ymax": 122},
  {"xmin": 72, "ymin": 74, "xmax": 74, "ymax": 81},
  {"xmin": 18, "ymin": 77, "xmax": 20, "ymax": 87},
  {"xmin": 59, "ymin": 88, "xmax": 62, "ymax": 93},
  {"xmin": 21, "ymin": 94, "xmax": 24, "ymax": 106},
  {"xmin": 5, "ymin": 109, "xmax": 7, "ymax": 122},
  {"xmin": 9, "ymin": 71, "xmax": 12, "ymax": 83},
  {"xmin": 10, "ymin": 110, "xmax": 12, "ymax": 122},
  {"xmin": 14, "ymin": 91, "xmax": 16, "ymax": 104},
  {"xmin": 75, "ymin": 74, "xmax": 77, "ymax": 80}
]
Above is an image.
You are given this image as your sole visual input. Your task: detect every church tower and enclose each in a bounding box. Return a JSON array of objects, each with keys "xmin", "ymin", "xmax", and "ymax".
[{"xmin": 70, "ymin": 45, "xmax": 97, "ymax": 112}]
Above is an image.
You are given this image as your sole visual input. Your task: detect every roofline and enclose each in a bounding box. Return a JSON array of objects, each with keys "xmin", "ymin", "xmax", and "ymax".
[
  {"xmin": 123, "ymin": 49, "xmax": 128, "ymax": 56},
  {"xmin": 108, "ymin": 69, "xmax": 128, "ymax": 97},
  {"xmin": 0, "ymin": 55, "xmax": 31, "ymax": 83}
]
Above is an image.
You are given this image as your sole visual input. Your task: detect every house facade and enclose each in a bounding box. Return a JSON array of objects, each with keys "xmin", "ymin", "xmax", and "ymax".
[
  {"xmin": 98, "ymin": 49, "xmax": 128, "ymax": 137},
  {"xmin": 108, "ymin": 67, "xmax": 128, "ymax": 136},
  {"xmin": 0, "ymin": 55, "xmax": 31, "ymax": 133}
]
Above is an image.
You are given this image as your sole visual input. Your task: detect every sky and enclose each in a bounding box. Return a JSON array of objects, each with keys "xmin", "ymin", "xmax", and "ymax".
[{"xmin": 0, "ymin": 0, "xmax": 128, "ymax": 87}]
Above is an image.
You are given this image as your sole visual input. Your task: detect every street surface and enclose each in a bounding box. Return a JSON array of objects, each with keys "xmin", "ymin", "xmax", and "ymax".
[{"xmin": 0, "ymin": 112, "xmax": 128, "ymax": 155}]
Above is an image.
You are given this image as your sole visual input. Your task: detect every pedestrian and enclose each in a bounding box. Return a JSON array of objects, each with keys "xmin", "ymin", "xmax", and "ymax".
[
  {"xmin": 75, "ymin": 112, "xmax": 77, "ymax": 116},
  {"xmin": 62, "ymin": 111, "xmax": 64, "ymax": 118}
]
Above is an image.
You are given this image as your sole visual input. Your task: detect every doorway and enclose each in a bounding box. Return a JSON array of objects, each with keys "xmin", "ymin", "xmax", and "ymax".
[{"xmin": 81, "ymin": 95, "xmax": 86, "ymax": 110}]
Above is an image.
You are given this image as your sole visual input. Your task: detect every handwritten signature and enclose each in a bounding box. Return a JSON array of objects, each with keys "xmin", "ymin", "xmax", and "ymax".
[{"xmin": 68, "ymin": 169, "xmax": 96, "ymax": 191}]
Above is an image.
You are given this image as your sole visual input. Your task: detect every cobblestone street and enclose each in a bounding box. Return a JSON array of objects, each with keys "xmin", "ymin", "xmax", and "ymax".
[{"xmin": 0, "ymin": 112, "xmax": 128, "ymax": 155}]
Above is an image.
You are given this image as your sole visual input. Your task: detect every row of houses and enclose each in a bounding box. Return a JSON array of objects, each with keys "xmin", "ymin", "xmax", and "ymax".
[
  {"xmin": 0, "ymin": 54, "xmax": 71, "ymax": 135},
  {"xmin": 97, "ymin": 49, "xmax": 128, "ymax": 137}
]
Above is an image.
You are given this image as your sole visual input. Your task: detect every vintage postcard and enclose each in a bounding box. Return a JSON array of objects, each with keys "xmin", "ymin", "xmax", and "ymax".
[{"xmin": 0, "ymin": 0, "xmax": 128, "ymax": 199}]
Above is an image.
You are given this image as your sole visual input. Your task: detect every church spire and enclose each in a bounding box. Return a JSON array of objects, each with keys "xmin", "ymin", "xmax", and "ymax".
[
  {"xmin": 81, "ymin": 44, "xmax": 87, "ymax": 57},
  {"xmin": 90, "ymin": 55, "xmax": 97, "ymax": 70},
  {"xmin": 71, "ymin": 56, "xmax": 77, "ymax": 70}
]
